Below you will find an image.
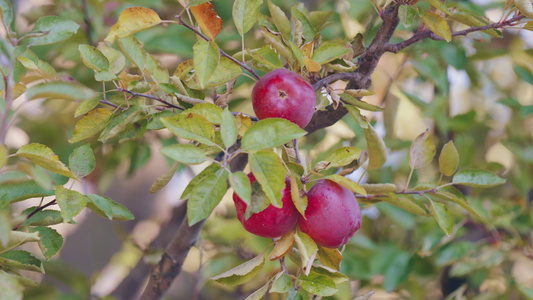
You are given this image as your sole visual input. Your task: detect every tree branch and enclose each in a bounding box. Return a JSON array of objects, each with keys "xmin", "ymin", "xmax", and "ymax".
[
  {"xmin": 118, "ymin": 88, "xmax": 185, "ymax": 110},
  {"xmin": 305, "ymin": 4, "xmax": 400, "ymax": 134},
  {"xmin": 384, "ymin": 15, "xmax": 525, "ymax": 53},
  {"xmin": 176, "ymin": 16, "xmax": 261, "ymax": 80}
]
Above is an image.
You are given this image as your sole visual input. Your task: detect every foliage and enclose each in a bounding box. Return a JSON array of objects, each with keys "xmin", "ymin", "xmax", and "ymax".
[{"xmin": 0, "ymin": 0, "xmax": 532, "ymax": 299}]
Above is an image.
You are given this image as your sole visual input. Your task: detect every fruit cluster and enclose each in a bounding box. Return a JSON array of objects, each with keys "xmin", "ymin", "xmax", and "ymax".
[{"xmin": 233, "ymin": 69, "xmax": 362, "ymax": 249}]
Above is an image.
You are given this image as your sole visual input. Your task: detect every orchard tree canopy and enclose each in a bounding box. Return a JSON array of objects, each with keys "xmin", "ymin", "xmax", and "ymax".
[{"xmin": 1, "ymin": 0, "xmax": 533, "ymax": 299}]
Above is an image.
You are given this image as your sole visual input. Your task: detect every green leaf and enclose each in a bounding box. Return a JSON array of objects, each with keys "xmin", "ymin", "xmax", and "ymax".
[
  {"xmin": 0, "ymin": 180, "xmax": 54, "ymax": 203},
  {"xmin": 78, "ymin": 44, "xmax": 109, "ymax": 71},
  {"xmin": 69, "ymin": 144, "xmax": 95, "ymax": 178},
  {"xmin": 429, "ymin": 198, "xmax": 453, "ymax": 236},
  {"xmin": 0, "ymin": 271, "xmax": 23, "ymax": 299},
  {"xmin": 150, "ymin": 162, "xmax": 179, "ymax": 194},
  {"xmin": 317, "ymin": 147, "xmax": 362, "ymax": 171},
  {"xmin": 270, "ymin": 272, "xmax": 293, "ymax": 293},
  {"xmin": 85, "ymin": 194, "xmax": 134, "ymax": 221},
  {"xmin": 245, "ymin": 280, "xmax": 271, "ymax": 300},
  {"xmin": 0, "ymin": 211, "xmax": 9, "ymax": 247},
  {"xmin": 69, "ymin": 108, "xmax": 113, "ymax": 143},
  {"xmin": 182, "ymin": 164, "xmax": 221, "ymax": 200},
  {"xmin": 421, "ymin": 12, "xmax": 451, "ymax": 42},
  {"xmin": 346, "ymin": 105, "xmax": 368, "ymax": 129},
  {"xmin": 260, "ymin": 30, "xmax": 294, "ymax": 64},
  {"xmin": 233, "ymin": 0, "xmax": 263, "ymax": 36},
  {"xmin": 289, "ymin": 40, "xmax": 304, "ymax": 68},
  {"xmin": 104, "ymin": 6, "xmax": 161, "ymax": 42},
  {"xmin": 448, "ymin": 11, "xmax": 501, "ymax": 38},
  {"xmin": 26, "ymin": 82, "xmax": 97, "ymax": 101},
  {"xmin": 294, "ymin": 229, "xmax": 318, "ymax": 272},
  {"xmin": 434, "ymin": 187, "xmax": 483, "ymax": 220},
  {"xmin": 98, "ymin": 107, "xmax": 143, "ymax": 142},
  {"xmin": 24, "ymin": 16, "xmax": 79, "ymax": 46},
  {"xmin": 185, "ymin": 57, "xmax": 242, "ymax": 89},
  {"xmin": 439, "ymin": 141, "xmax": 459, "ymax": 176},
  {"xmin": 452, "ymin": 169, "xmax": 506, "ymax": 187},
  {"xmin": 360, "ymin": 183, "xmax": 397, "ymax": 194},
  {"xmin": 16, "ymin": 143, "xmax": 78, "ymax": 180},
  {"xmin": 308, "ymin": 11, "xmax": 334, "ymax": 31},
  {"xmin": 249, "ymin": 45, "xmax": 283, "ymax": 71},
  {"xmin": 0, "ymin": 250, "xmax": 43, "ymax": 273},
  {"xmin": 0, "ymin": 0, "xmax": 14, "ymax": 29},
  {"xmin": 21, "ymin": 207, "xmax": 63, "ymax": 227},
  {"xmin": 119, "ymin": 35, "xmax": 146, "ymax": 70},
  {"xmin": 0, "ymin": 231, "xmax": 40, "ymax": 254},
  {"xmin": 249, "ymin": 150, "xmax": 286, "ymax": 208},
  {"xmin": 74, "ymin": 95, "xmax": 101, "ymax": 118},
  {"xmin": 0, "ymin": 144, "xmax": 5, "ymax": 170},
  {"xmin": 221, "ymin": 107, "xmax": 238, "ymax": 148},
  {"xmin": 145, "ymin": 53, "xmax": 169, "ymax": 83},
  {"xmin": 312, "ymin": 42, "xmax": 350, "ymax": 65},
  {"xmin": 161, "ymin": 144, "xmax": 207, "ymax": 164},
  {"xmin": 55, "ymin": 186, "xmax": 87, "ymax": 223},
  {"xmin": 246, "ymin": 180, "xmax": 271, "ymax": 218},
  {"xmin": 94, "ymin": 69, "xmax": 117, "ymax": 81},
  {"xmin": 289, "ymin": 174, "xmax": 307, "ymax": 217},
  {"xmin": 267, "ymin": 0, "xmax": 290, "ymax": 41},
  {"xmin": 28, "ymin": 226, "xmax": 63, "ymax": 260},
  {"xmin": 364, "ymin": 123, "xmax": 387, "ymax": 169},
  {"xmin": 242, "ymin": 118, "xmax": 306, "ymax": 151},
  {"xmin": 229, "ymin": 171, "xmax": 252, "ymax": 205},
  {"xmin": 399, "ymin": 5, "xmax": 417, "ymax": 26},
  {"xmin": 317, "ymin": 246, "xmax": 343, "ymax": 271},
  {"xmin": 161, "ymin": 113, "xmax": 215, "ymax": 146},
  {"xmin": 211, "ymin": 252, "xmax": 266, "ymax": 286},
  {"xmin": 291, "ymin": 7, "xmax": 317, "ymax": 41},
  {"xmin": 383, "ymin": 251, "xmax": 411, "ymax": 292},
  {"xmin": 187, "ymin": 168, "xmax": 229, "ymax": 226},
  {"xmin": 381, "ymin": 193, "xmax": 429, "ymax": 216},
  {"xmin": 426, "ymin": 0, "xmax": 451, "ymax": 15},
  {"xmin": 324, "ymin": 175, "xmax": 367, "ymax": 196},
  {"xmin": 97, "ymin": 43, "xmax": 126, "ymax": 74},
  {"xmin": 193, "ymin": 40, "xmax": 220, "ymax": 89},
  {"xmin": 409, "ymin": 129, "xmax": 436, "ymax": 169},
  {"xmin": 340, "ymin": 94, "xmax": 382, "ymax": 111},
  {"xmin": 299, "ymin": 271, "xmax": 338, "ymax": 297},
  {"xmin": 185, "ymin": 103, "xmax": 224, "ymax": 124}
]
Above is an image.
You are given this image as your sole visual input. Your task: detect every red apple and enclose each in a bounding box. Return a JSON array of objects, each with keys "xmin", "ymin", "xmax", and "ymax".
[
  {"xmin": 299, "ymin": 179, "xmax": 362, "ymax": 248},
  {"xmin": 233, "ymin": 173, "xmax": 299, "ymax": 238},
  {"xmin": 252, "ymin": 69, "xmax": 316, "ymax": 129}
]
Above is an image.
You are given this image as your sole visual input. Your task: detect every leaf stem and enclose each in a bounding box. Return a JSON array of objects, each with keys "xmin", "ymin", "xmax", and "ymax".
[{"xmin": 13, "ymin": 199, "xmax": 57, "ymax": 230}]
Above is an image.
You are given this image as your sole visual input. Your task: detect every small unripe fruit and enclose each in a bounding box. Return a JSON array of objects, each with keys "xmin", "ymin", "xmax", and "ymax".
[
  {"xmin": 233, "ymin": 173, "xmax": 299, "ymax": 238},
  {"xmin": 299, "ymin": 179, "xmax": 362, "ymax": 248},
  {"xmin": 252, "ymin": 69, "xmax": 316, "ymax": 129}
]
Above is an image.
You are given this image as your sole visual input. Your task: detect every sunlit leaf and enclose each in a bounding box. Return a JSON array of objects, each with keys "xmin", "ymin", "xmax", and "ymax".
[
  {"xmin": 399, "ymin": 5, "xmax": 417, "ymax": 26},
  {"xmin": 99, "ymin": 107, "xmax": 143, "ymax": 142},
  {"xmin": 294, "ymin": 229, "xmax": 318, "ymax": 274},
  {"xmin": 409, "ymin": 129, "xmax": 436, "ymax": 169},
  {"xmin": 270, "ymin": 272, "xmax": 292, "ymax": 293},
  {"xmin": 86, "ymin": 194, "xmax": 134, "ymax": 221},
  {"xmin": 452, "ymin": 169, "xmax": 506, "ymax": 187},
  {"xmin": 161, "ymin": 113, "xmax": 215, "ymax": 146},
  {"xmin": 78, "ymin": 44, "xmax": 109, "ymax": 71},
  {"xmin": 0, "ymin": 180, "xmax": 54, "ymax": 203},
  {"xmin": 317, "ymin": 246, "xmax": 343, "ymax": 271},
  {"xmin": 340, "ymin": 94, "xmax": 382, "ymax": 111},
  {"xmin": 0, "ymin": 271, "xmax": 23, "ymax": 299},
  {"xmin": 190, "ymin": 2, "xmax": 223, "ymax": 39},
  {"xmin": 105, "ymin": 6, "xmax": 161, "ymax": 42},
  {"xmin": 193, "ymin": 39, "xmax": 220, "ymax": 89},
  {"xmin": 312, "ymin": 42, "xmax": 350, "ymax": 64},
  {"xmin": 291, "ymin": 7, "xmax": 316, "ymax": 41},
  {"xmin": 69, "ymin": 108, "xmax": 113, "ymax": 143},
  {"xmin": 161, "ymin": 144, "xmax": 207, "ymax": 164},
  {"xmin": 221, "ymin": 107, "xmax": 238, "ymax": 148},
  {"xmin": 249, "ymin": 150, "xmax": 285, "ymax": 208},
  {"xmin": 74, "ymin": 96, "xmax": 100, "ymax": 118},
  {"xmin": 0, "ymin": 231, "xmax": 40, "ymax": 254},
  {"xmin": 261, "ymin": 30, "xmax": 293, "ymax": 64},
  {"xmin": 270, "ymin": 229, "xmax": 295, "ymax": 261},
  {"xmin": 97, "ymin": 43, "xmax": 126, "ymax": 74},
  {"xmin": 299, "ymin": 271, "xmax": 337, "ymax": 296},
  {"xmin": 188, "ymin": 168, "xmax": 229, "ymax": 225},
  {"xmin": 439, "ymin": 141, "xmax": 459, "ymax": 176},
  {"xmin": 0, "ymin": 144, "xmax": 6, "ymax": 170},
  {"xmin": 426, "ymin": 0, "xmax": 451, "ymax": 15},
  {"xmin": 118, "ymin": 35, "xmax": 146, "ymax": 70},
  {"xmin": 429, "ymin": 198, "xmax": 453, "ymax": 236},
  {"xmin": 211, "ymin": 252, "xmax": 266, "ymax": 286},
  {"xmin": 316, "ymin": 147, "xmax": 362, "ymax": 171},
  {"xmin": 242, "ymin": 118, "xmax": 306, "ymax": 151},
  {"xmin": 289, "ymin": 174, "xmax": 307, "ymax": 217},
  {"xmin": 16, "ymin": 143, "xmax": 78, "ymax": 180},
  {"xmin": 229, "ymin": 171, "xmax": 252, "ymax": 205},
  {"xmin": 267, "ymin": 0, "xmax": 290, "ymax": 41},
  {"xmin": 186, "ymin": 103, "xmax": 224, "ymax": 124},
  {"xmin": 324, "ymin": 175, "xmax": 366, "ymax": 196},
  {"xmin": 422, "ymin": 12, "xmax": 451, "ymax": 42},
  {"xmin": 233, "ymin": 0, "xmax": 263, "ymax": 36},
  {"xmin": 380, "ymin": 193, "xmax": 429, "ymax": 216}
]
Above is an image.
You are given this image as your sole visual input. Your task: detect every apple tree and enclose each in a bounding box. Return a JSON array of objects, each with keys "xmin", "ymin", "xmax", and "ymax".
[{"xmin": 1, "ymin": 0, "xmax": 533, "ymax": 299}]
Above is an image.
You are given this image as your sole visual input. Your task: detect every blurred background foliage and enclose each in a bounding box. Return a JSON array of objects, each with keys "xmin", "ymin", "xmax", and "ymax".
[{"xmin": 4, "ymin": 0, "xmax": 533, "ymax": 299}]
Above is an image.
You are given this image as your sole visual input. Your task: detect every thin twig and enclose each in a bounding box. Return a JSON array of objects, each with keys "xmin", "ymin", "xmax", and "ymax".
[
  {"xmin": 81, "ymin": 0, "xmax": 94, "ymax": 45},
  {"xmin": 384, "ymin": 15, "xmax": 526, "ymax": 53},
  {"xmin": 312, "ymin": 72, "xmax": 361, "ymax": 91},
  {"xmin": 176, "ymin": 16, "xmax": 261, "ymax": 80},
  {"xmin": 119, "ymin": 88, "xmax": 184, "ymax": 110},
  {"xmin": 13, "ymin": 199, "xmax": 57, "ymax": 230},
  {"xmin": 100, "ymin": 99, "xmax": 125, "ymax": 110}
]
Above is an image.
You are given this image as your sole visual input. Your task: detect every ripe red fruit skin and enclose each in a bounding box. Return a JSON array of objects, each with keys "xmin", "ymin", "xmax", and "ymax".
[
  {"xmin": 233, "ymin": 173, "xmax": 299, "ymax": 238},
  {"xmin": 299, "ymin": 179, "xmax": 362, "ymax": 248},
  {"xmin": 252, "ymin": 69, "xmax": 316, "ymax": 129}
]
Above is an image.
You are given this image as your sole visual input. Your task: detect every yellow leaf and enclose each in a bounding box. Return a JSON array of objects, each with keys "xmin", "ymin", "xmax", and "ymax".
[
  {"xmin": 304, "ymin": 57, "xmax": 321, "ymax": 73},
  {"xmin": 269, "ymin": 229, "xmax": 296, "ymax": 261},
  {"xmin": 190, "ymin": 2, "xmax": 223, "ymax": 40},
  {"xmin": 69, "ymin": 108, "xmax": 113, "ymax": 143},
  {"xmin": 235, "ymin": 113, "xmax": 252, "ymax": 137},
  {"xmin": 301, "ymin": 42, "xmax": 314, "ymax": 58},
  {"xmin": 422, "ymin": 12, "xmax": 452, "ymax": 42},
  {"xmin": 16, "ymin": 143, "xmax": 78, "ymax": 180},
  {"xmin": 105, "ymin": 7, "xmax": 161, "ymax": 42}
]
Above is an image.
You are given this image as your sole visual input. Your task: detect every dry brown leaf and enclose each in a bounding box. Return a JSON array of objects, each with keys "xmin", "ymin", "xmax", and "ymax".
[{"xmin": 190, "ymin": 2, "xmax": 223, "ymax": 40}]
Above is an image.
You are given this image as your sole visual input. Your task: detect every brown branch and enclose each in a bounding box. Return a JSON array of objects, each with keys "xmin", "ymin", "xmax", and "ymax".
[
  {"xmin": 176, "ymin": 16, "xmax": 261, "ymax": 80},
  {"xmin": 13, "ymin": 199, "xmax": 57, "ymax": 230},
  {"xmin": 384, "ymin": 15, "xmax": 526, "ymax": 53},
  {"xmin": 305, "ymin": 4, "xmax": 400, "ymax": 134},
  {"xmin": 81, "ymin": 0, "xmax": 94, "ymax": 46},
  {"xmin": 118, "ymin": 88, "xmax": 185, "ymax": 110}
]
